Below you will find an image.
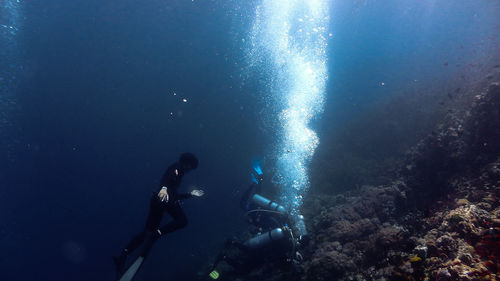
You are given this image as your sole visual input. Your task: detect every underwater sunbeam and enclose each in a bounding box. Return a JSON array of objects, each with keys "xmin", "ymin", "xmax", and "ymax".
[{"xmin": 248, "ymin": 0, "xmax": 330, "ymax": 236}]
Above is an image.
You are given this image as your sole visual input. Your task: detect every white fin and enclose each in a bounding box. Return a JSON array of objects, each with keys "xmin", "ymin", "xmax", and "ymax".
[{"xmin": 119, "ymin": 256, "xmax": 144, "ymax": 281}]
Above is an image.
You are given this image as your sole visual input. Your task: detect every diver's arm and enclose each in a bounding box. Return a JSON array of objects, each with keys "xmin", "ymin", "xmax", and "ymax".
[
  {"xmin": 177, "ymin": 193, "xmax": 192, "ymax": 200},
  {"xmin": 177, "ymin": 189, "xmax": 204, "ymax": 200}
]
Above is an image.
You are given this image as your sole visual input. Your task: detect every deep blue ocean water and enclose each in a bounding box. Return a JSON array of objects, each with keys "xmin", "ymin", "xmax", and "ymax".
[{"xmin": 1, "ymin": 1, "xmax": 499, "ymax": 281}]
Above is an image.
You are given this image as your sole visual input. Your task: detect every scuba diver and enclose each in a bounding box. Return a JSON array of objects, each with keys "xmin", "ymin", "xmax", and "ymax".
[
  {"xmin": 113, "ymin": 152, "xmax": 204, "ymax": 281},
  {"xmin": 207, "ymin": 162, "xmax": 305, "ymax": 280}
]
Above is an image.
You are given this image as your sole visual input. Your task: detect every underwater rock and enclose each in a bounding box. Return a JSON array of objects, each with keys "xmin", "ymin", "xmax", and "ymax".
[
  {"xmin": 306, "ymin": 249, "xmax": 356, "ymax": 281},
  {"xmin": 292, "ymin": 82, "xmax": 500, "ymax": 281},
  {"xmin": 300, "ymin": 183, "xmax": 415, "ymax": 280},
  {"xmin": 436, "ymin": 268, "xmax": 452, "ymax": 281},
  {"xmin": 455, "ymin": 198, "xmax": 470, "ymax": 206},
  {"xmin": 441, "ymin": 204, "xmax": 490, "ymax": 242},
  {"xmin": 458, "ymin": 252, "xmax": 472, "ymax": 265},
  {"xmin": 401, "ymin": 82, "xmax": 500, "ymax": 209},
  {"xmin": 435, "ymin": 234, "xmax": 459, "ymax": 259},
  {"xmin": 325, "ymin": 218, "xmax": 378, "ymax": 243}
]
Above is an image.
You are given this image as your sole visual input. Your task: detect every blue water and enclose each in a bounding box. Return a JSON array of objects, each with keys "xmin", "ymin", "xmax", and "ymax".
[{"xmin": 0, "ymin": 1, "xmax": 498, "ymax": 281}]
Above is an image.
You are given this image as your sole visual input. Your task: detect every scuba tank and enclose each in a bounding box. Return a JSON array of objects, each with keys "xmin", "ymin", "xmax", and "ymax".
[
  {"xmin": 248, "ymin": 160, "xmax": 285, "ymax": 214},
  {"xmin": 251, "ymin": 194, "xmax": 287, "ymax": 214},
  {"xmin": 243, "ymin": 227, "xmax": 286, "ymax": 249},
  {"xmin": 293, "ymin": 214, "xmax": 308, "ymax": 238}
]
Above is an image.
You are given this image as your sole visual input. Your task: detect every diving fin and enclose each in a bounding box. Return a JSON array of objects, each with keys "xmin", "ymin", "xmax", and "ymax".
[
  {"xmin": 252, "ymin": 160, "xmax": 263, "ymax": 176},
  {"xmin": 251, "ymin": 173, "xmax": 259, "ymax": 184},
  {"xmin": 209, "ymin": 269, "xmax": 220, "ymax": 279},
  {"xmin": 251, "ymin": 159, "xmax": 263, "ymax": 184},
  {"xmin": 118, "ymin": 256, "xmax": 144, "ymax": 281}
]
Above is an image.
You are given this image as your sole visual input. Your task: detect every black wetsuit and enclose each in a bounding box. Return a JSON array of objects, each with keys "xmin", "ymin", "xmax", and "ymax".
[{"xmin": 124, "ymin": 162, "xmax": 193, "ymax": 257}]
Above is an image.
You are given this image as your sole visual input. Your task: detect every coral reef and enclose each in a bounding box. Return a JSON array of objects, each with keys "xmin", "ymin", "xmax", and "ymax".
[
  {"xmin": 297, "ymin": 82, "xmax": 499, "ymax": 281},
  {"xmin": 402, "ymin": 82, "xmax": 500, "ymax": 207}
]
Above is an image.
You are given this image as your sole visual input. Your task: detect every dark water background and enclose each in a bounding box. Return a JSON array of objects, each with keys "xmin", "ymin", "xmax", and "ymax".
[{"xmin": 0, "ymin": 0, "xmax": 498, "ymax": 281}]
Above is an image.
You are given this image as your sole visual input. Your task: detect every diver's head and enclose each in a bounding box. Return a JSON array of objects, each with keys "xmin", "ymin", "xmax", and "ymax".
[{"xmin": 179, "ymin": 152, "xmax": 198, "ymax": 172}]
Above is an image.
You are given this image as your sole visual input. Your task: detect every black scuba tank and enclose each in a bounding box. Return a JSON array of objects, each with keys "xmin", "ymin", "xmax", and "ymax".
[{"xmin": 243, "ymin": 227, "xmax": 286, "ymax": 249}]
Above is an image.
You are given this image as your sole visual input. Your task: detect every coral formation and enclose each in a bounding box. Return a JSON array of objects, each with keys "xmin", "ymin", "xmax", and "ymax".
[{"xmin": 296, "ymin": 82, "xmax": 500, "ymax": 281}]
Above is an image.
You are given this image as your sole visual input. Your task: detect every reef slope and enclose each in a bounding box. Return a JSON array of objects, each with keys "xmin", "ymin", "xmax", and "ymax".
[{"xmin": 300, "ymin": 82, "xmax": 500, "ymax": 281}]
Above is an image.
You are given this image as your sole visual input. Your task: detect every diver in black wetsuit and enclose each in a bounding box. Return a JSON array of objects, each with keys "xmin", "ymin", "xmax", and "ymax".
[{"xmin": 113, "ymin": 152, "xmax": 204, "ymax": 275}]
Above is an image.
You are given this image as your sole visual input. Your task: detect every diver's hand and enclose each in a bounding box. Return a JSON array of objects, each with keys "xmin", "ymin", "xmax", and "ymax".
[
  {"xmin": 158, "ymin": 187, "xmax": 169, "ymax": 202},
  {"xmin": 191, "ymin": 189, "xmax": 204, "ymax": 197}
]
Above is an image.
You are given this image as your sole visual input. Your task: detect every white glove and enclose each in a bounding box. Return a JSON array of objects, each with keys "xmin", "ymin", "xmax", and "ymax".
[
  {"xmin": 191, "ymin": 189, "xmax": 205, "ymax": 197},
  {"xmin": 158, "ymin": 187, "xmax": 169, "ymax": 202}
]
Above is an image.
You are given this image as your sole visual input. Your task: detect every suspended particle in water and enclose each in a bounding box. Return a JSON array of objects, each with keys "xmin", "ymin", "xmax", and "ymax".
[
  {"xmin": 182, "ymin": 98, "xmax": 188, "ymax": 103},
  {"xmin": 62, "ymin": 240, "xmax": 86, "ymax": 264}
]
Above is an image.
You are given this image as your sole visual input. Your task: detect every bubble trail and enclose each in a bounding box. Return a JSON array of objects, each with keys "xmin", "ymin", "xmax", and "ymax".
[
  {"xmin": 1, "ymin": 0, "xmax": 23, "ymax": 163},
  {"xmin": 248, "ymin": 0, "xmax": 330, "ymax": 235}
]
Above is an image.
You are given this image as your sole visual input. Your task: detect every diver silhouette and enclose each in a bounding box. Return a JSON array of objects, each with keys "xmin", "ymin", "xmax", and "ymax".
[{"xmin": 113, "ymin": 152, "xmax": 204, "ymax": 280}]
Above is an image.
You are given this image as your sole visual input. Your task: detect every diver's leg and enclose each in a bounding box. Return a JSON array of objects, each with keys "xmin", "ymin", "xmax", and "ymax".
[
  {"xmin": 114, "ymin": 195, "xmax": 164, "ymax": 271},
  {"xmin": 210, "ymin": 239, "xmax": 238, "ymax": 271},
  {"xmin": 137, "ymin": 195, "xmax": 165, "ymax": 258},
  {"xmin": 208, "ymin": 249, "xmax": 226, "ymax": 280},
  {"xmin": 158, "ymin": 201, "xmax": 188, "ymax": 234},
  {"xmin": 123, "ymin": 233, "xmax": 145, "ymax": 253},
  {"xmin": 219, "ymin": 239, "xmax": 254, "ymax": 274},
  {"xmin": 113, "ymin": 231, "xmax": 146, "ymax": 277},
  {"xmin": 139, "ymin": 230, "xmax": 161, "ymax": 258},
  {"xmin": 124, "ymin": 195, "xmax": 164, "ymax": 251}
]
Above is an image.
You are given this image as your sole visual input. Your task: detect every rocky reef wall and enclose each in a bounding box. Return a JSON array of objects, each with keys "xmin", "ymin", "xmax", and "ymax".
[{"xmin": 298, "ymin": 82, "xmax": 499, "ymax": 281}]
